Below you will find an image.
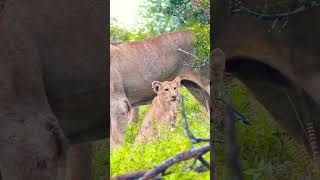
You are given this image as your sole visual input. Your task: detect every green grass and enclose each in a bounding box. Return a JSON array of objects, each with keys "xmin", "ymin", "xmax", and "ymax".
[
  {"xmin": 110, "ymin": 87, "xmax": 210, "ymax": 179},
  {"xmin": 92, "ymin": 140, "xmax": 109, "ymax": 180},
  {"xmin": 93, "ymin": 79, "xmax": 320, "ymax": 180},
  {"xmin": 215, "ymin": 80, "xmax": 318, "ymax": 180}
]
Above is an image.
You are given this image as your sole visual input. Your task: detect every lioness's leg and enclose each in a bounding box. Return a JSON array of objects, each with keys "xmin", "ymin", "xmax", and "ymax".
[
  {"xmin": 128, "ymin": 106, "xmax": 139, "ymax": 124},
  {"xmin": 184, "ymin": 84, "xmax": 210, "ymax": 111},
  {"xmin": 110, "ymin": 96, "xmax": 130, "ymax": 148},
  {"xmin": 0, "ymin": 105, "xmax": 67, "ymax": 180},
  {"xmin": 65, "ymin": 142, "xmax": 92, "ymax": 180},
  {"xmin": 110, "ymin": 70, "xmax": 130, "ymax": 148},
  {"xmin": 0, "ymin": 22, "xmax": 67, "ymax": 179}
]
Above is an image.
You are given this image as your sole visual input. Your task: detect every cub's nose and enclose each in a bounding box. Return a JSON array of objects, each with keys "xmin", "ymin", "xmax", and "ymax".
[{"xmin": 171, "ymin": 95, "xmax": 177, "ymax": 100}]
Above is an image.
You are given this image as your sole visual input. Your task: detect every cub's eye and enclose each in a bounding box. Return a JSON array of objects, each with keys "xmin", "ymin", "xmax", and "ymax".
[
  {"xmin": 165, "ymin": 88, "xmax": 169, "ymax": 91},
  {"xmin": 173, "ymin": 87, "xmax": 177, "ymax": 90}
]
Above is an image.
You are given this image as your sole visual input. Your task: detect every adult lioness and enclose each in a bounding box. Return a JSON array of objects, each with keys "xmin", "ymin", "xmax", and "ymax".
[
  {"xmin": 110, "ymin": 31, "xmax": 211, "ymax": 148},
  {"xmin": 136, "ymin": 77, "xmax": 181, "ymax": 142},
  {"xmin": 0, "ymin": 0, "xmax": 107, "ymax": 179}
]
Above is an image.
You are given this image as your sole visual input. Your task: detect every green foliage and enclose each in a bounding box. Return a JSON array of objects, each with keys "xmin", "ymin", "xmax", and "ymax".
[
  {"xmin": 135, "ymin": 0, "xmax": 210, "ymax": 65},
  {"xmin": 214, "ymin": 80, "xmax": 317, "ymax": 179},
  {"xmin": 110, "ymin": 87, "xmax": 210, "ymax": 179},
  {"xmin": 135, "ymin": 0, "xmax": 176, "ymax": 37},
  {"xmin": 92, "ymin": 140, "xmax": 109, "ymax": 180},
  {"xmin": 110, "ymin": 18, "xmax": 131, "ymax": 42},
  {"xmin": 110, "ymin": 0, "xmax": 210, "ymax": 68},
  {"xmin": 185, "ymin": 23, "xmax": 210, "ymax": 65}
]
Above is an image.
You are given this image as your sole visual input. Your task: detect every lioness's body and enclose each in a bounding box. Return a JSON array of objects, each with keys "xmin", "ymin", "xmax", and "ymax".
[
  {"xmin": 136, "ymin": 78, "xmax": 180, "ymax": 142},
  {"xmin": 111, "ymin": 31, "xmax": 195, "ymax": 106}
]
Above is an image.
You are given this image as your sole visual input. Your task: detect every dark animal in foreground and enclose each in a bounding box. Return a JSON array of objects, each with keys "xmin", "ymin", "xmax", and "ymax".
[{"xmin": 0, "ymin": 0, "xmax": 107, "ymax": 179}]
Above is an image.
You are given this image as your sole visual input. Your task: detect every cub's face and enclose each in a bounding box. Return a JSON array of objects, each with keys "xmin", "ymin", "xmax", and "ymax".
[{"xmin": 152, "ymin": 77, "xmax": 181, "ymax": 103}]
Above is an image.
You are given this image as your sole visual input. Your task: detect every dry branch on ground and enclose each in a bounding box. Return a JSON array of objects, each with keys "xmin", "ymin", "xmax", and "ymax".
[{"xmin": 111, "ymin": 144, "xmax": 210, "ymax": 180}]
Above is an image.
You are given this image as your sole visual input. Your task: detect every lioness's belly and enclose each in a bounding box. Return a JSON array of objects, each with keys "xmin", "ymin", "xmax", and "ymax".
[
  {"xmin": 124, "ymin": 73, "xmax": 179, "ymax": 106},
  {"xmin": 116, "ymin": 57, "xmax": 183, "ymax": 106}
]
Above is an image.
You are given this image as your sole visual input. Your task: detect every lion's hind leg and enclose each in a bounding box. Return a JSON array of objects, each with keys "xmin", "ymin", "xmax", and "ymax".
[{"xmin": 110, "ymin": 96, "xmax": 131, "ymax": 148}]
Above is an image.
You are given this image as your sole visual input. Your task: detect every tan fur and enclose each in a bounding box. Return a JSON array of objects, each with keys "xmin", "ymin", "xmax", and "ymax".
[
  {"xmin": 0, "ymin": 0, "xmax": 108, "ymax": 179},
  {"xmin": 111, "ymin": 39, "xmax": 226, "ymax": 148},
  {"xmin": 127, "ymin": 48, "xmax": 226, "ymax": 125},
  {"xmin": 136, "ymin": 77, "xmax": 181, "ymax": 142}
]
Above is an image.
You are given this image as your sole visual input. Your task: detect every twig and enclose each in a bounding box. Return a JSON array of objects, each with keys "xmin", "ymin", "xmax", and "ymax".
[
  {"xmin": 198, "ymin": 156, "xmax": 210, "ymax": 169},
  {"xmin": 179, "ymin": 91, "xmax": 211, "ymax": 171},
  {"xmin": 179, "ymin": 93, "xmax": 208, "ymax": 146},
  {"xmin": 177, "ymin": 48, "xmax": 210, "ymax": 70},
  {"xmin": 213, "ymin": 139, "xmax": 224, "ymax": 144},
  {"xmin": 177, "ymin": 48, "xmax": 197, "ymax": 58},
  {"xmin": 216, "ymin": 97, "xmax": 251, "ymax": 125},
  {"xmin": 232, "ymin": 0, "xmax": 320, "ymax": 20},
  {"xmin": 111, "ymin": 144, "xmax": 210, "ymax": 180},
  {"xmin": 183, "ymin": 61, "xmax": 210, "ymax": 70},
  {"xmin": 230, "ymin": 0, "xmax": 320, "ymax": 32}
]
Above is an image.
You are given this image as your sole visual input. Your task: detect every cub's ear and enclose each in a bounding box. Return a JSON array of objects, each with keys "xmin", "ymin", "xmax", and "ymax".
[
  {"xmin": 173, "ymin": 77, "xmax": 181, "ymax": 87},
  {"xmin": 152, "ymin": 81, "xmax": 162, "ymax": 93}
]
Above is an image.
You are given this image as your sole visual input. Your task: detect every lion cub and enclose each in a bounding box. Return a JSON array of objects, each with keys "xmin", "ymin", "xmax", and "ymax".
[{"xmin": 136, "ymin": 77, "xmax": 181, "ymax": 142}]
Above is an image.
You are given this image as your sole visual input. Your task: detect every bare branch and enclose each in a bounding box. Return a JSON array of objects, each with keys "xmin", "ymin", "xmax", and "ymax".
[
  {"xmin": 178, "ymin": 87, "xmax": 212, "ymax": 172},
  {"xmin": 177, "ymin": 48, "xmax": 197, "ymax": 58},
  {"xmin": 198, "ymin": 156, "xmax": 210, "ymax": 169},
  {"xmin": 111, "ymin": 144, "xmax": 210, "ymax": 180},
  {"xmin": 215, "ymin": 97, "xmax": 251, "ymax": 125},
  {"xmin": 110, "ymin": 170, "xmax": 148, "ymax": 180},
  {"xmin": 232, "ymin": 0, "xmax": 320, "ymax": 20},
  {"xmin": 177, "ymin": 48, "xmax": 210, "ymax": 70},
  {"xmin": 183, "ymin": 61, "xmax": 210, "ymax": 70},
  {"xmin": 141, "ymin": 144, "xmax": 210, "ymax": 179},
  {"xmin": 179, "ymin": 92, "xmax": 210, "ymax": 147}
]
